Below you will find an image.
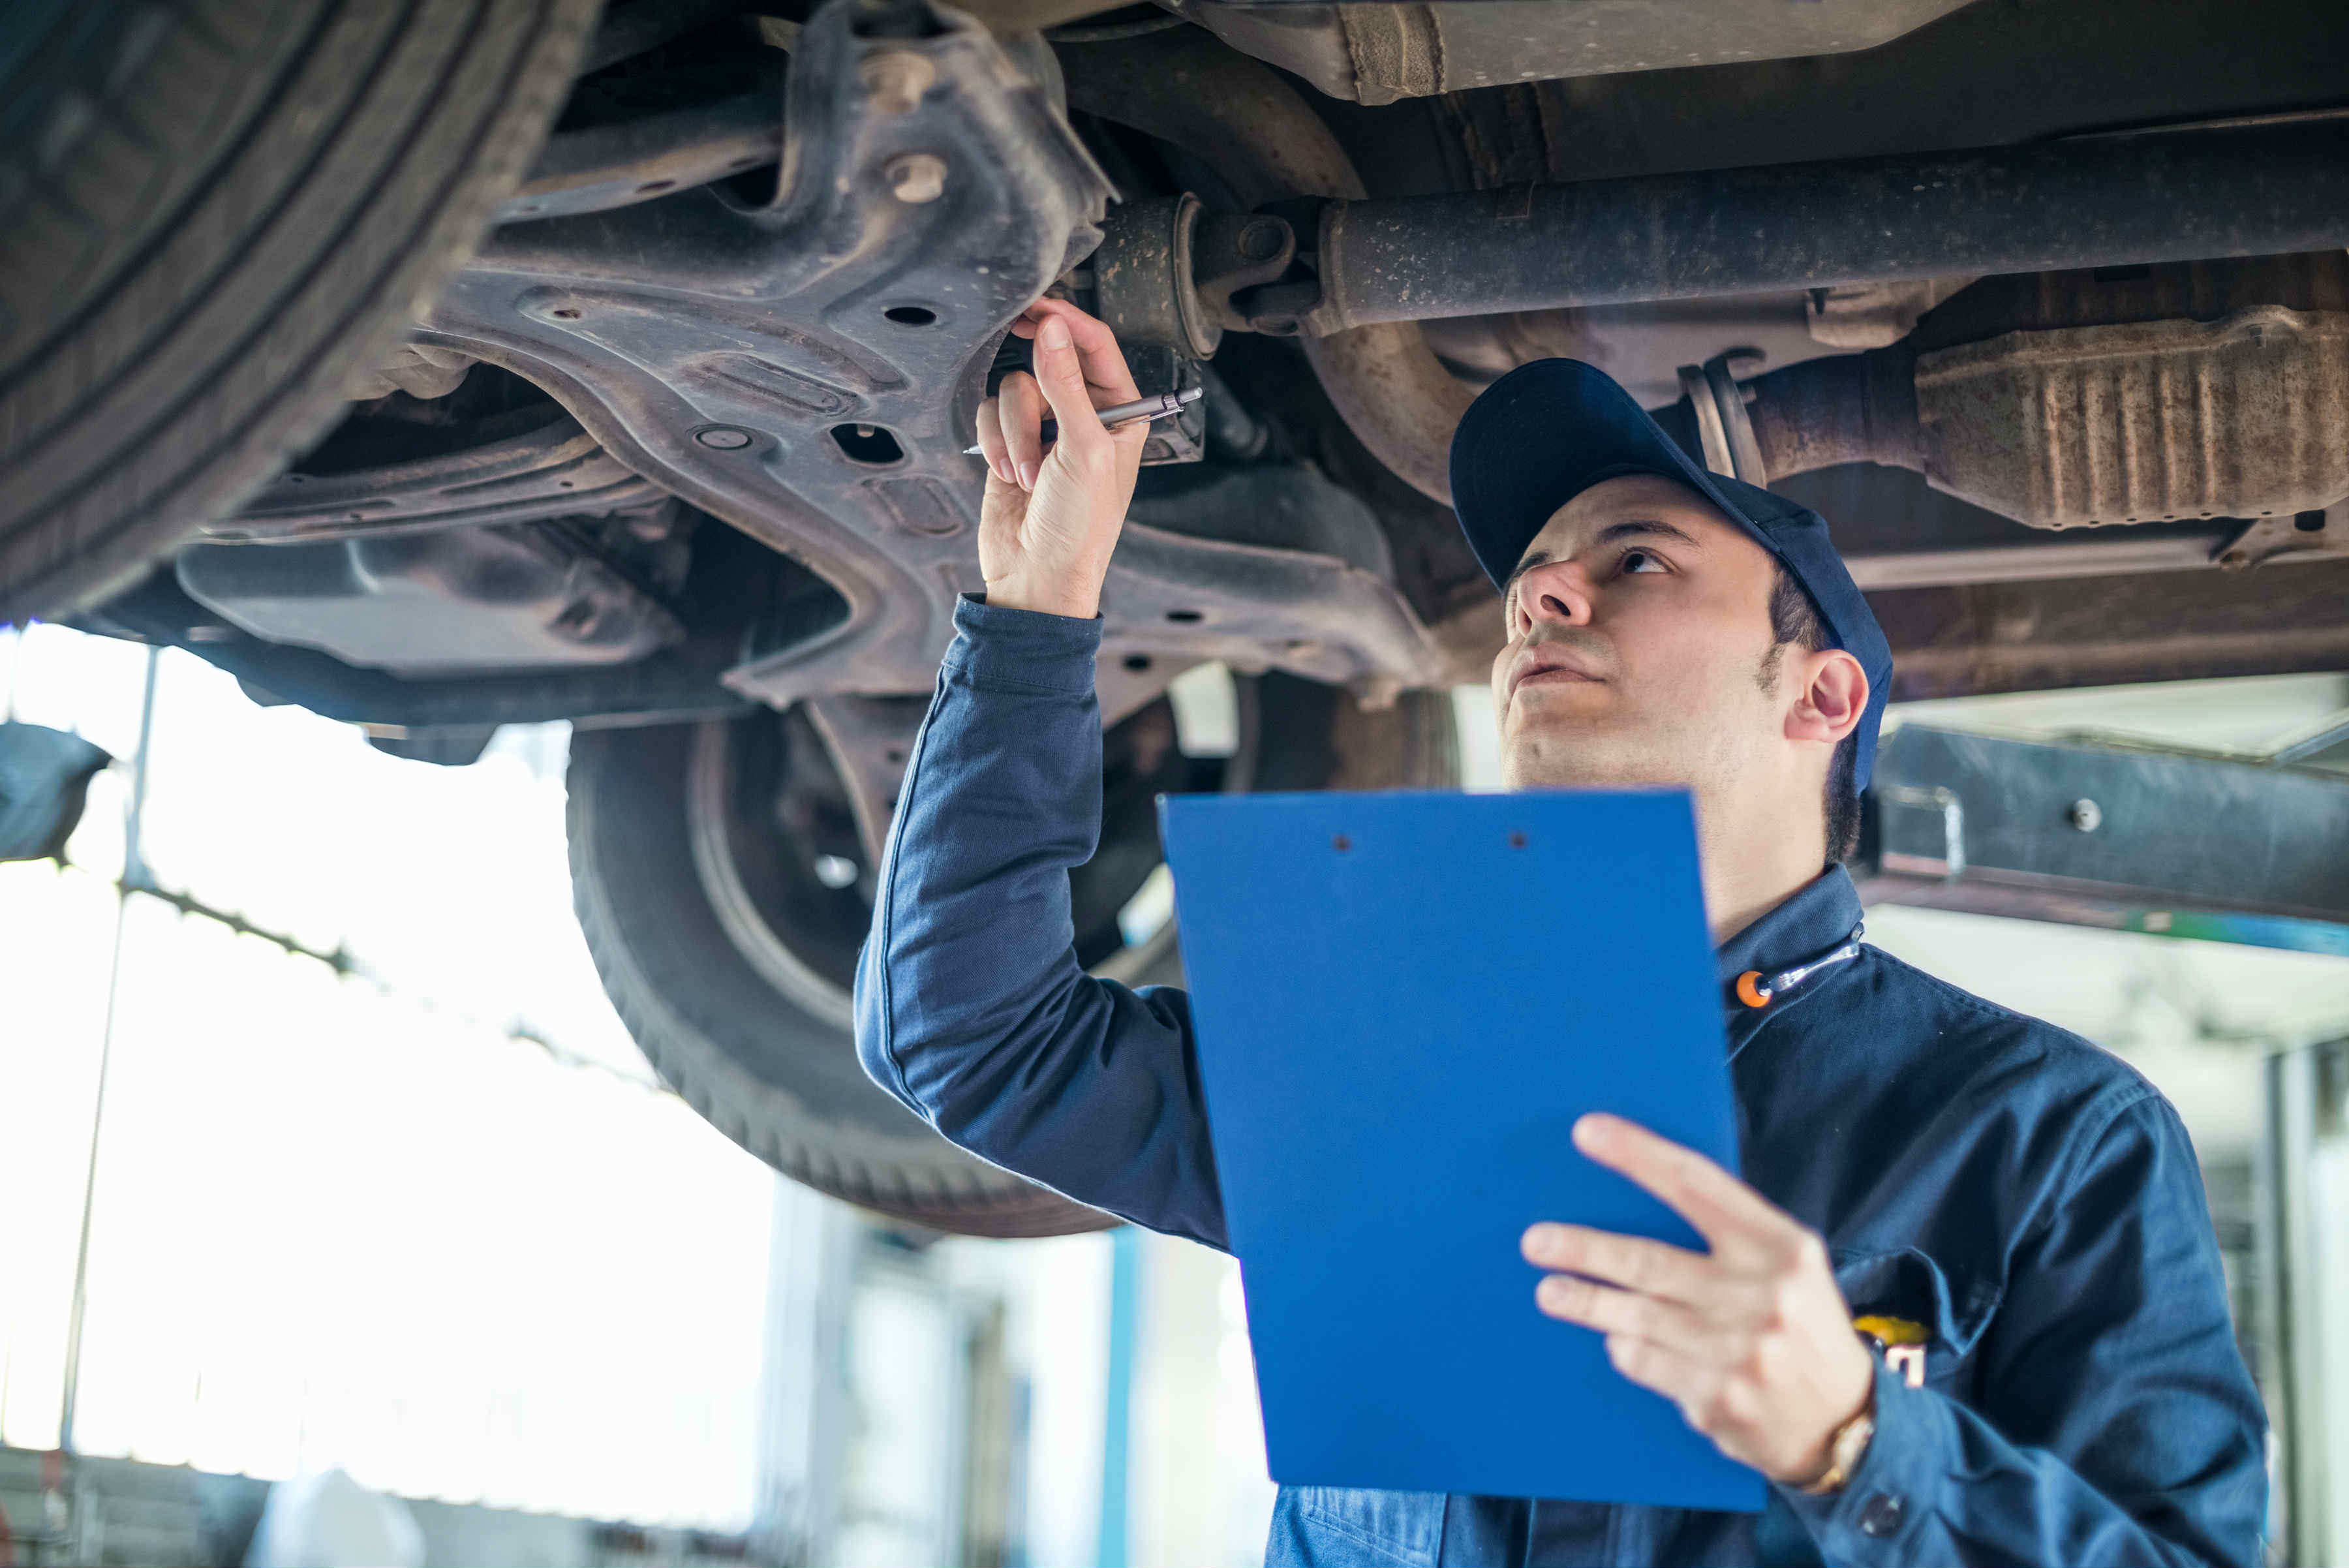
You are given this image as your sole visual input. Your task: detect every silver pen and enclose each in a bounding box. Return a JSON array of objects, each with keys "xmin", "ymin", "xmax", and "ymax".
[{"xmin": 962, "ymin": 385, "xmax": 1203, "ymax": 455}]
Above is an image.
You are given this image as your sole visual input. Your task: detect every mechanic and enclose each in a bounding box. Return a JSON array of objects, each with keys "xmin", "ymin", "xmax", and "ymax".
[{"xmin": 853, "ymin": 297, "xmax": 2266, "ymax": 1568}]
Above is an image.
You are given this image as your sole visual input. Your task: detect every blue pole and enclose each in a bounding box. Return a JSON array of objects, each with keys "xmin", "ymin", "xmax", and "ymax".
[{"xmin": 1097, "ymin": 1225, "xmax": 1142, "ymax": 1568}]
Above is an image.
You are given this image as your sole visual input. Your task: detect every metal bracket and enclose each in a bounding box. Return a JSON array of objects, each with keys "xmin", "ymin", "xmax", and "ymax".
[
  {"xmin": 1676, "ymin": 352, "xmax": 1768, "ymax": 484},
  {"xmin": 1874, "ymin": 782, "xmax": 1968, "ymax": 880},
  {"xmin": 204, "ymin": 415, "xmax": 668, "ymax": 542},
  {"xmin": 408, "ymin": 1, "xmax": 1452, "ymax": 722},
  {"xmin": 1192, "ymin": 210, "xmax": 1297, "ymax": 335},
  {"xmin": 804, "ymin": 694, "xmax": 925, "ymax": 869},
  {"xmin": 2211, "ymin": 503, "xmax": 2349, "ymax": 571}
]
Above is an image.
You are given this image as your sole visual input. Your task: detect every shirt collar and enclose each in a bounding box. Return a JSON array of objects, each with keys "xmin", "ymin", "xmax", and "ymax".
[{"xmin": 1714, "ymin": 863, "xmax": 1864, "ymax": 988}]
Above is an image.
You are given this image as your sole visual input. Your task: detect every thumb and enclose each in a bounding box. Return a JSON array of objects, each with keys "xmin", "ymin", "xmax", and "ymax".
[{"xmin": 1028, "ymin": 313, "xmax": 1105, "ymax": 454}]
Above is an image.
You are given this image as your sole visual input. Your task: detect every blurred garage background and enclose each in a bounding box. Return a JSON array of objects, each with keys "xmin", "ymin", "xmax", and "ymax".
[{"xmin": 3, "ymin": 621, "xmax": 2346, "ymax": 1567}]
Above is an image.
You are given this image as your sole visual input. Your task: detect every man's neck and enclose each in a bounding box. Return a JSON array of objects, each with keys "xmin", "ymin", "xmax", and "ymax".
[{"xmin": 1694, "ymin": 786, "xmax": 1831, "ymax": 947}]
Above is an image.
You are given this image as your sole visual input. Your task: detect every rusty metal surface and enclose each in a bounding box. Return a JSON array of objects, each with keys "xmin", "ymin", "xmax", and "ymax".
[
  {"xmin": 1914, "ymin": 307, "xmax": 2349, "ymax": 530},
  {"xmin": 414, "ymin": 8, "xmax": 1204, "ymax": 714},
  {"xmin": 1874, "ymin": 555, "xmax": 2349, "ymax": 699},
  {"xmin": 1300, "ymin": 320, "xmax": 1475, "ymax": 503},
  {"xmin": 1089, "ymin": 193, "xmax": 1218, "ymax": 358},
  {"xmin": 1058, "ymin": 28, "xmax": 1472, "ymax": 503},
  {"xmin": 204, "ymin": 414, "xmax": 669, "ymax": 542},
  {"xmin": 1160, "ymin": 0, "xmax": 1978, "ymax": 106},
  {"xmin": 499, "ymin": 95, "xmax": 782, "ymax": 223},
  {"xmin": 2210, "ymin": 508, "xmax": 2349, "ymax": 571},
  {"xmin": 1741, "ymin": 348, "xmax": 1921, "ymax": 478},
  {"xmin": 1912, "ymin": 251, "xmax": 2349, "ymax": 346},
  {"xmin": 1305, "ymin": 118, "xmax": 2349, "ymax": 333}
]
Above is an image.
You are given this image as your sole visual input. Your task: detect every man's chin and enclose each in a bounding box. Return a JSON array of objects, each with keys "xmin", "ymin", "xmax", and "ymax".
[{"xmin": 1499, "ymin": 722, "xmax": 1682, "ymax": 793}]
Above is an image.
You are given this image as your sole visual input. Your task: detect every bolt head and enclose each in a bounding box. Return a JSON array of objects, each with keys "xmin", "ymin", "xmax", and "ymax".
[
  {"xmin": 1239, "ymin": 219, "xmax": 1283, "ymax": 260},
  {"xmin": 2067, "ymin": 797, "xmax": 2102, "ymax": 833},
  {"xmin": 859, "ymin": 51, "xmax": 935, "ymax": 114},
  {"xmin": 885, "ymin": 152, "xmax": 947, "ymax": 204},
  {"xmin": 695, "ymin": 426, "xmax": 754, "ymax": 450}
]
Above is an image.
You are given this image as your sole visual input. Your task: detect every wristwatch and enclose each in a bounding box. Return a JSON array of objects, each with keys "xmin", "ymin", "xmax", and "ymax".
[{"xmin": 1799, "ymin": 1400, "xmax": 1877, "ymax": 1496}]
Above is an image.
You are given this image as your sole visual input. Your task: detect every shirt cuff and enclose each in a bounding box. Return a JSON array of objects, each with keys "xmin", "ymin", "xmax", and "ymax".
[
  {"xmin": 943, "ymin": 591, "xmax": 1102, "ymax": 696},
  {"xmin": 1774, "ymin": 1359, "xmax": 1941, "ymax": 1563}
]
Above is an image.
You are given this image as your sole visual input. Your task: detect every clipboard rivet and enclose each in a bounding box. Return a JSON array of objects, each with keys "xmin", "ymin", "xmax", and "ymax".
[
  {"xmin": 1508, "ymin": 831, "xmax": 1528, "ymax": 848},
  {"xmin": 1332, "ymin": 834, "xmax": 1351, "ymax": 852}
]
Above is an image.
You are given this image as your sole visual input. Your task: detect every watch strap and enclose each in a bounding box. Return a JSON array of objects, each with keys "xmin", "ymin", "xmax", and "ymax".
[{"xmin": 1798, "ymin": 1402, "xmax": 1877, "ymax": 1496}]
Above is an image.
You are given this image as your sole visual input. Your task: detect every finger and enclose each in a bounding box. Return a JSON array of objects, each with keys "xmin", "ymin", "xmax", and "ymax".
[
  {"xmin": 1522, "ymin": 1223, "xmax": 1713, "ymax": 1306},
  {"xmin": 1603, "ymin": 1331, "xmax": 1715, "ymax": 1409},
  {"xmin": 998, "ymin": 369, "xmax": 1045, "ymax": 491},
  {"xmin": 974, "ymin": 395, "xmax": 1013, "ymax": 486},
  {"xmin": 1024, "ymin": 298, "xmax": 1142, "ymax": 408},
  {"xmin": 1025, "ymin": 311, "xmax": 1114, "ymax": 455},
  {"xmin": 1574, "ymin": 1113, "xmax": 1792, "ymax": 1248},
  {"xmin": 1534, "ymin": 1273, "xmax": 1720, "ymax": 1353}
]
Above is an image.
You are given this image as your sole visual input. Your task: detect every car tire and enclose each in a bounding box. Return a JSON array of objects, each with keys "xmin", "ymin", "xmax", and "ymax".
[
  {"xmin": 567, "ymin": 676, "xmax": 1462, "ymax": 1237},
  {"xmin": 0, "ymin": 0, "xmax": 600, "ymax": 624}
]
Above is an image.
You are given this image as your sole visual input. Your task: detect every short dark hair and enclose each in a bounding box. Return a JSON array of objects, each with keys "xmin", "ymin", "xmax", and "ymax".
[{"xmin": 1764, "ymin": 562, "xmax": 1863, "ymax": 863}]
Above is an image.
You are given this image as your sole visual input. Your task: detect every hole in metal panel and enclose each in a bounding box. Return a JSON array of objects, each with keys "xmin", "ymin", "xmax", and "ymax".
[{"xmin": 829, "ymin": 423, "xmax": 906, "ymax": 465}]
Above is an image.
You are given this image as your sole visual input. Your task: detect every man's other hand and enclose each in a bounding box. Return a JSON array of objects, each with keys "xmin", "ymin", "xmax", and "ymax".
[
  {"xmin": 972, "ymin": 299, "xmax": 1150, "ymax": 621},
  {"xmin": 1520, "ymin": 1113, "xmax": 1875, "ymax": 1486}
]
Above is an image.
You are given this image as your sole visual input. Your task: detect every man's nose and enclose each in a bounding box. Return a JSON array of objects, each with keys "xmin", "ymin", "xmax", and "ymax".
[{"xmin": 1519, "ymin": 561, "xmax": 1593, "ymax": 628}]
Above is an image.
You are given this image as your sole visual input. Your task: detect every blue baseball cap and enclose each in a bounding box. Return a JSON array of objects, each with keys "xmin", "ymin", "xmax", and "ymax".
[{"xmin": 1449, "ymin": 357, "xmax": 1894, "ymax": 792}]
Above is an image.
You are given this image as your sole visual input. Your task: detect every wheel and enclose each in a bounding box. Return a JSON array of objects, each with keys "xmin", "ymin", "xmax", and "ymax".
[
  {"xmin": 566, "ymin": 675, "xmax": 1462, "ymax": 1237},
  {"xmin": 0, "ymin": 0, "xmax": 601, "ymax": 623}
]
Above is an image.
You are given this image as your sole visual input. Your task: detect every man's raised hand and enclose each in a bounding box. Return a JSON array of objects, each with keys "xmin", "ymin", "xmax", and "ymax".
[
  {"xmin": 972, "ymin": 299, "xmax": 1150, "ymax": 621},
  {"xmin": 1520, "ymin": 1113, "xmax": 1876, "ymax": 1487}
]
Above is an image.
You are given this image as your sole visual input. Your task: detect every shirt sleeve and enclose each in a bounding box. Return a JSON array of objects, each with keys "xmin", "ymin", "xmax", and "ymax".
[
  {"xmin": 853, "ymin": 592, "xmax": 1229, "ymax": 1250},
  {"xmin": 1780, "ymin": 1092, "xmax": 2267, "ymax": 1567}
]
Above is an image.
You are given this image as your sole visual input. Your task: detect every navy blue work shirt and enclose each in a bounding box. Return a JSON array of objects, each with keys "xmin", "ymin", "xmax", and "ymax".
[{"xmin": 855, "ymin": 594, "xmax": 2267, "ymax": 1567}]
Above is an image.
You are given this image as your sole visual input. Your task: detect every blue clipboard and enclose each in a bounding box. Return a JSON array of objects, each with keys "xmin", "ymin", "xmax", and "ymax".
[{"xmin": 1157, "ymin": 786, "xmax": 1765, "ymax": 1513}]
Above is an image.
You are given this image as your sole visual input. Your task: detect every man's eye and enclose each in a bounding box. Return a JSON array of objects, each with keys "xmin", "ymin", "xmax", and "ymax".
[{"xmin": 1621, "ymin": 548, "xmax": 1667, "ymax": 575}]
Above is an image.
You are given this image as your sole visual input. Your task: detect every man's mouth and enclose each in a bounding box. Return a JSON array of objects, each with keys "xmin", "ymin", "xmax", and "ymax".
[{"xmin": 1508, "ymin": 647, "xmax": 1605, "ymax": 700}]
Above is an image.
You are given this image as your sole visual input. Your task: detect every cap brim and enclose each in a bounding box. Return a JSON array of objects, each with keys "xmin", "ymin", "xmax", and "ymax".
[{"xmin": 1451, "ymin": 358, "xmax": 1760, "ymax": 589}]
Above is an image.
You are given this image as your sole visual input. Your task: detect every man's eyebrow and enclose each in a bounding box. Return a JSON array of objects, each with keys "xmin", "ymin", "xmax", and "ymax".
[
  {"xmin": 1501, "ymin": 520, "xmax": 1701, "ymax": 609},
  {"xmin": 1593, "ymin": 518, "xmax": 1700, "ymax": 549}
]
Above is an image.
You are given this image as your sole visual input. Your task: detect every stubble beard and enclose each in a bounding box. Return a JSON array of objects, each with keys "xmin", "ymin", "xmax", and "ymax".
[{"xmin": 1499, "ymin": 700, "xmax": 1680, "ymax": 792}]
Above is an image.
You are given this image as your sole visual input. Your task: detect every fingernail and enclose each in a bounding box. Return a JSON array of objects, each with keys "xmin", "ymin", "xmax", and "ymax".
[
  {"xmin": 1018, "ymin": 460, "xmax": 1037, "ymax": 491},
  {"xmin": 1039, "ymin": 316, "xmax": 1069, "ymax": 350},
  {"xmin": 992, "ymin": 458, "xmax": 1012, "ymax": 484}
]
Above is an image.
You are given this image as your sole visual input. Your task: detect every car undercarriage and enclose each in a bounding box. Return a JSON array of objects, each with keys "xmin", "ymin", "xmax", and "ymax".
[{"xmin": 27, "ymin": 0, "xmax": 2349, "ymax": 1232}]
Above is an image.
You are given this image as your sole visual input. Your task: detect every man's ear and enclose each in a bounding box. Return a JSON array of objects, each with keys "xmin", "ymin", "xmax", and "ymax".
[{"xmin": 1785, "ymin": 649, "xmax": 1868, "ymax": 746}]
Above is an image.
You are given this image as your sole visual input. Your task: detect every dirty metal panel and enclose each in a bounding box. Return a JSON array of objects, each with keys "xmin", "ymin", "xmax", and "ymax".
[
  {"xmin": 420, "ymin": 4, "xmax": 1453, "ymax": 715},
  {"xmin": 1914, "ymin": 307, "xmax": 2349, "ymax": 530},
  {"xmin": 1163, "ymin": 0, "xmax": 1979, "ymax": 106},
  {"xmin": 205, "ymin": 416, "xmax": 666, "ymax": 542},
  {"xmin": 1873, "ymin": 555, "xmax": 2349, "ymax": 701},
  {"xmin": 418, "ymin": 8, "xmax": 1116, "ymax": 712}
]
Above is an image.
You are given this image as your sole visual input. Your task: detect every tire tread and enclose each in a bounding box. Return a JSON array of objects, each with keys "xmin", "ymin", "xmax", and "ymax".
[
  {"xmin": 0, "ymin": 0, "xmax": 600, "ymax": 621},
  {"xmin": 566, "ymin": 694, "xmax": 1460, "ymax": 1238}
]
